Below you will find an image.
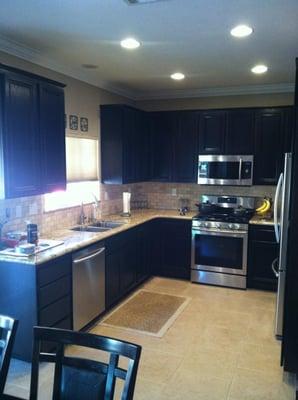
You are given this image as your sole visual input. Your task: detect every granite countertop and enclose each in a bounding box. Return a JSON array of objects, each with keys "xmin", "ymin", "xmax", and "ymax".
[
  {"xmin": 249, "ymin": 215, "xmax": 274, "ymax": 226},
  {"xmin": 0, "ymin": 209, "xmax": 196, "ymax": 266}
]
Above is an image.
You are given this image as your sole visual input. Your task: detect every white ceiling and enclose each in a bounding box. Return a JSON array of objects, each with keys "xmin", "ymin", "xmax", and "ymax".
[{"xmin": 0, "ymin": 0, "xmax": 297, "ymax": 100}]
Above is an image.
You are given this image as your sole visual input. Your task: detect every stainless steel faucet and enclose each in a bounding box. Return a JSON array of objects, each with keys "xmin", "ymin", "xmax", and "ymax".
[
  {"xmin": 79, "ymin": 202, "xmax": 87, "ymax": 225},
  {"xmin": 91, "ymin": 193, "xmax": 100, "ymax": 221}
]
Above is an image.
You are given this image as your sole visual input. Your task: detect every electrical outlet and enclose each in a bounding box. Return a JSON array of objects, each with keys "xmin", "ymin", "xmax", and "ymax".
[
  {"xmin": 29, "ymin": 203, "xmax": 38, "ymax": 215},
  {"xmin": 171, "ymin": 188, "xmax": 177, "ymax": 196}
]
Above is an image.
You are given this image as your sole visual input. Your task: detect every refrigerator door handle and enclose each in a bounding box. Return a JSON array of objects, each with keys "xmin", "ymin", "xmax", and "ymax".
[
  {"xmin": 274, "ymin": 173, "xmax": 283, "ymax": 243},
  {"xmin": 272, "ymin": 257, "xmax": 279, "ymax": 278}
]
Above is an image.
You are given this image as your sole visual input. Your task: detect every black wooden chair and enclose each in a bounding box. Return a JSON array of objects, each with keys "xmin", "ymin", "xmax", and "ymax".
[
  {"xmin": 0, "ymin": 315, "xmax": 18, "ymax": 396},
  {"xmin": 27, "ymin": 326, "xmax": 142, "ymax": 400}
]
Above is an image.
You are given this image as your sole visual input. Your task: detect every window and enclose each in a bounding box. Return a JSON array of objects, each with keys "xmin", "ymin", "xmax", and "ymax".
[
  {"xmin": 44, "ymin": 137, "xmax": 99, "ymax": 212},
  {"xmin": 66, "ymin": 137, "xmax": 99, "ymax": 182},
  {"xmin": 44, "ymin": 181, "xmax": 100, "ymax": 212}
]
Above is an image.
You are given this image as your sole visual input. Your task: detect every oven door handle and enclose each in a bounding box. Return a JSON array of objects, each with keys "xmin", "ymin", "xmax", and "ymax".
[
  {"xmin": 238, "ymin": 157, "xmax": 243, "ymax": 182},
  {"xmin": 192, "ymin": 229, "xmax": 247, "ymax": 239}
]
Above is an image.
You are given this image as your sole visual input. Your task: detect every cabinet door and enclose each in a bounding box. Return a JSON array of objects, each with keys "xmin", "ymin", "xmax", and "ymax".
[
  {"xmin": 39, "ymin": 83, "xmax": 66, "ymax": 193},
  {"xmin": 199, "ymin": 111, "xmax": 226, "ymax": 154},
  {"xmin": 105, "ymin": 252, "xmax": 121, "ymax": 308},
  {"xmin": 159, "ymin": 219, "xmax": 191, "ymax": 279},
  {"xmin": 254, "ymin": 109, "xmax": 285, "ymax": 185},
  {"xmin": 135, "ymin": 111, "xmax": 150, "ymax": 182},
  {"xmin": 173, "ymin": 111, "xmax": 199, "ymax": 182},
  {"xmin": 226, "ymin": 109, "xmax": 254, "ymax": 154},
  {"xmin": 150, "ymin": 112, "xmax": 174, "ymax": 181},
  {"xmin": 100, "ymin": 106, "xmax": 124, "ymax": 184},
  {"xmin": 123, "ymin": 107, "xmax": 137, "ymax": 183},
  {"xmin": 135, "ymin": 224, "xmax": 151, "ymax": 283},
  {"xmin": 120, "ymin": 231, "xmax": 137, "ymax": 294},
  {"xmin": 3, "ymin": 72, "xmax": 41, "ymax": 198},
  {"xmin": 248, "ymin": 226, "xmax": 278, "ymax": 291}
]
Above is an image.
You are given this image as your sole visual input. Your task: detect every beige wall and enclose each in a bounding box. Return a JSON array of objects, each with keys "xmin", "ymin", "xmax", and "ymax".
[
  {"xmin": 136, "ymin": 92, "xmax": 294, "ymax": 111},
  {"xmin": 0, "ymin": 51, "xmax": 134, "ymax": 140}
]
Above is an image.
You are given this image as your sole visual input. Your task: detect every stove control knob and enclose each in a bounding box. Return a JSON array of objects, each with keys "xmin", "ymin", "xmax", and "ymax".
[
  {"xmin": 228, "ymin": 223, "xmax": 234, "ymax": 230},
  {"xmin": 204, "ymin": 222, "xmax": 209, "ymax": 228},
  {"xmin": 216, "ymin": 223, "xmax": 221, "ymax": 229},
  {"xmin": 234, "ymin": 224, "xmax": 240, "ymax": 230}
]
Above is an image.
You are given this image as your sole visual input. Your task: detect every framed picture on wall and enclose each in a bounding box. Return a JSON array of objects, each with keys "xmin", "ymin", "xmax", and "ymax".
[
  {"xmin": 80, "ymin": 117, "xmax": 89, "ymax": 132},
  {"xmin": 69, "ymin": 115, "xmax": 78, "ymax": 130}
]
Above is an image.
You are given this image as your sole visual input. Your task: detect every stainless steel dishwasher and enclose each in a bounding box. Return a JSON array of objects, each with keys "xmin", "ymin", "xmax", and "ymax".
[{"xmin": 72, "ymin": 243, "xmax": 105, "ymax": 331}]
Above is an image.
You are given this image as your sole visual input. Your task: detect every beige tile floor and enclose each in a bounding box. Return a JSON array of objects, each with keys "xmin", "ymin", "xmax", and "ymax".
[{"xmin": 5, "ymin": 277, "xmax": 295, "ymax": 399}]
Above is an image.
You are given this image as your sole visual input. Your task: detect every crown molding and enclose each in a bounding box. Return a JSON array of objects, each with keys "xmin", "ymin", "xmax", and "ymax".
[
  {"xmin": 0, "ymin": 34, "xmax": 294, "ymax": 102},
  {"xmin": 0, "ymin": 34, "xmax": 136, "ymax": 100},
  {"xmin": 135, "ymin": 83, "xmax": 295, "ymax": 101}
]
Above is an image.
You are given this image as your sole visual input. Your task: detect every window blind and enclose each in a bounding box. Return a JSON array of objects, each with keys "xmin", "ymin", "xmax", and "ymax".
[{"xmin": 66, "ymin": 137, "xmax": 99, "ymax": 182}]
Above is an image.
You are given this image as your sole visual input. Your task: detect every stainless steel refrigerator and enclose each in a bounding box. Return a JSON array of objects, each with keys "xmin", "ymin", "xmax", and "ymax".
[
  {"xmin": 281, "ymin": 57, "xmax": 298, "ymax": 373},
  {"xmin": 273, "ymin": 153, "xmax": 293, "ymax": 338}
]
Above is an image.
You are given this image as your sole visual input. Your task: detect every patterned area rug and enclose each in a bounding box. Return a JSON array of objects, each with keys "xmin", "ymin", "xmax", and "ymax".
[{"xmin": 101, "ymin": 290, "xmax": 190, "ymax": 337}]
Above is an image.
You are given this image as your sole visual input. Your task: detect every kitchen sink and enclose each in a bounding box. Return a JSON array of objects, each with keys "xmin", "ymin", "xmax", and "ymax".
[
  {"xmin": 89, "ymin": 221, "xmax": 124, "ymax": 229},
  {"xmin": 70, "ymin": 220, "xmax": 124, "ymax": 233}
]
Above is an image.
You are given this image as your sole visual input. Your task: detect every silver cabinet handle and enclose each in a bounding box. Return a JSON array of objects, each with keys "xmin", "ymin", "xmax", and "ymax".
[
  {"xmin": 238, "ymin": 158, "xmax": 243, "ymax": 182},
  {"xmin": 73, "ymin": 247, "xmax": 105, "ymax": 264},
  {"xmin": 272, "ymin": 257, "xmax": 279, "ymax": 278}
]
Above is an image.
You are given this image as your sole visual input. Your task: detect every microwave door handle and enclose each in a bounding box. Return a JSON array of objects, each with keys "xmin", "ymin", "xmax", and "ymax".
[{"xmin": 238, "ymin": 158, "xmax": 243, "ymax": 182}]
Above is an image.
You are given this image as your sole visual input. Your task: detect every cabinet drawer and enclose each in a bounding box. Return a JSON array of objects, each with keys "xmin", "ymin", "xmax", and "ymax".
[
  {"xmin": 249, "ymin": 226, "xmax": 276, "ymax": 242},
  {"xmin": 41, "ymin": 317, "xmax": 72, "ymax": 353},
  {"xmin": 38, "ymin": 295, "xmax": 71, "ymax": 327},
  {"xmin": 37, "ymin": 255, "xmax": 71, "ymax": 287},
  {"xmin": 38, "ymin": 275, "xmax": 71, "ymax": 309}
]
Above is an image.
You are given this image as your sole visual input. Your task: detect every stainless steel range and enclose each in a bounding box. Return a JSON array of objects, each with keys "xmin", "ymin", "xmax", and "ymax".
[{"xmin": 191, "ymin": 195, "xmax": 255, "ymax": 289}]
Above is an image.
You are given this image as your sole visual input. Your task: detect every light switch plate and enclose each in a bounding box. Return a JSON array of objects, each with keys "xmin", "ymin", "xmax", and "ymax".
[{"xmin": 171, "ymin": 188, "xmax": 177, "ymax": 196}]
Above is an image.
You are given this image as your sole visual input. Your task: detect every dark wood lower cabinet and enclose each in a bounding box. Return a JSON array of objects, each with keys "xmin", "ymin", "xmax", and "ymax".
[
  {"xmin": 0, "ymin": 254, "xmax": 72, "ymax": 360},
  {"xmin": 158, "ymin": 219, "xmax": 192, "ymax": 279},
  {"xmin": 105, "ymin": 225, "xmax": 152, "ymax": 309},
  {"xmin": 105, "ymin": 219, "xmax": 192, "ymax": 308},
  {"xmin": 247, "ymin": 225, "xmax": 278, "ymax": 291}
]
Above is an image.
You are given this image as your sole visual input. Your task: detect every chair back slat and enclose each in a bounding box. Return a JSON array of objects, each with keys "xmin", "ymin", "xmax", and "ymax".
[
  {"xmin": 104, "ymin": 353, "xmax": 119, "ymax": 400},
  {"xmin": 52, "ymin": 343, "xmax": 65, "ymax": 400},
  {"xmin": 0, "ymin": 315, "xmax": 18, "ymax": 395},
  {"xmin": 29, "ymin": 327, "xmax": 141, "ymax": 400}
]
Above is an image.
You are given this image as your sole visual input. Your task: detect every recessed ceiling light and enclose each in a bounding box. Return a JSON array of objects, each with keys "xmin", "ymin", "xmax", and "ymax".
[
  {"xmin": 251, "ymin": 64, "xmax": 268, "ymax": 74},
  {"xmin": 81, "ymin": 64, "xmax": 98, "ymax": 69},
  {"xmin": 171, "ymin": 72, "xmax": 185, "ymax": 80},
  {"xmin": 120, "ymin": 37, "xmax": 141, "ymax": 49},
  {"xmin": 230, "ymin": 24, "xmax": 253, "ymax": 38}
]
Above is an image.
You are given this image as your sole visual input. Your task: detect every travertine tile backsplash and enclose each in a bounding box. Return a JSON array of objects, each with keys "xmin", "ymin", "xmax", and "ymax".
[{"xmin": 0, "ymin": 182, "xmax": 275, "ymax": 236}]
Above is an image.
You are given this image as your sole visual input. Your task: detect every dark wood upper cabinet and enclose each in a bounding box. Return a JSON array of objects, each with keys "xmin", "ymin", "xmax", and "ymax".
[
  {"xmin": 198, "ymin": 110, "xmax": 226, "ymax": 154},
  {"xmin": 172, "ymin": 111, "xmax": 199, "ymax": 183},
  {"xmin": 101, "ymin": 105, "xmax": 149, "ymax": 184},
  {"xmin": 0, "ymin": 64, "xmax": 66, "ymax": 199},
  {"xmin": 225, "ymin": 109, "xmax": 255, "ymax": 154},
  {"xmin": 1, "ymin": 72, "xmax": 41, "ymax": 198},
  {"xmin": 149, "ymin": 111, "xmax": 174, "ymax": 182},
  {"xmin": 100, "ymin": 104, "xmax": 293, "ymax": 185},
  {"xmin": 39, "ymin": 83, "xmax": 66, "ymax": 193},
  {"xmin": 254, "ymin": 108, "xmax": 289, "ymax": 185}
]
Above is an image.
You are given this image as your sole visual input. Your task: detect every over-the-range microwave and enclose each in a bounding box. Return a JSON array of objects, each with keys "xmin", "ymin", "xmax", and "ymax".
[{"xmin": 198, "ymin": 155, "xmax": 254, "ymax": 186}]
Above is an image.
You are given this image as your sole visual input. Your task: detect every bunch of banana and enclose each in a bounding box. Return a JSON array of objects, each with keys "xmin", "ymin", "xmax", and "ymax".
[{"xmin": 256, "ymin": 198, "xmax": 271, "ymax": 215}]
